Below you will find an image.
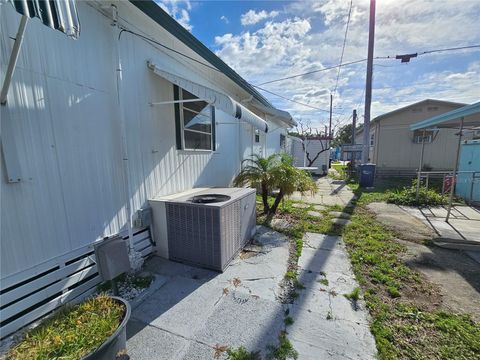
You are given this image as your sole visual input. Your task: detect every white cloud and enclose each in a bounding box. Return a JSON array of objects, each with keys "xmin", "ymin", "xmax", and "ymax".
[
  {"xmin": 220, "ymin": 15, "xmax": 229, "ymax": 24},
  {"xmin": 240, "ymin": 9, "xmax": 279, "ymax": 26},
  {"xmin": 213, "ymin": 0, "xmax": 480, "ymax": 129},
  {"xmin": 156, "ymin": 0, "xmax": 192, "ymax": 31}
]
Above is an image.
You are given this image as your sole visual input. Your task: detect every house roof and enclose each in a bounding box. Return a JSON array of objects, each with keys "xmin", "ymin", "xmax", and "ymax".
[
  {"xmin": 129, "ymin": 1, "xmax": 288, "ymax": 121},
  {"xmin": 355, "ymin": 99, "xmax": 468, "ymax": 135},
  {"xmin": 371, "ymin": 99, "xmax": 466, "ymax": 124},
  {"xmin": 410, "ymin": 101, "xmax": 480, "ymax": 130}
]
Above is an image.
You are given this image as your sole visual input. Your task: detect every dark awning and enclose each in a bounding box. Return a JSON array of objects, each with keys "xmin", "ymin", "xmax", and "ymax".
[{"xmin": 8, "ymin": 0, "xmax": 80, "ymax": 39}]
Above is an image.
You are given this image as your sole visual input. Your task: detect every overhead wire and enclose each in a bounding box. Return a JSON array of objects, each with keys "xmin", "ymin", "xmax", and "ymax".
[
  {"xmin": 114, "ymin": 16, "xmax": 480, "ymax": 120},
  {"xmin": 333, "ymin": 0, "xmax": 353, "ymax": 95}
]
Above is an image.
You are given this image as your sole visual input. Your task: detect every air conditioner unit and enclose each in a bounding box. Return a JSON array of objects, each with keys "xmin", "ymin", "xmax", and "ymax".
[{"xmin": 149, "ymin": 188, "xmax": 256, "ymax": 271}]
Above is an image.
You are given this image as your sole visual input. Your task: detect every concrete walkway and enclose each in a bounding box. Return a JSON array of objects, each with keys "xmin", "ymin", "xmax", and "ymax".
[
  {"xmin": 288, "ymin": 177, "xmax": 356, "ymax": 207},
  {"xmin": 126, "ymin": 227, "xmax": 377, "ymax": 359},
  {"xmin": 127, "ymin": 226, "xmax": 290, "ymax": 359},
  {"xmin": 289, "ymin": 233, "xmax": 377, "ymax": 359},
  {"xmin": 401, "ymin": 205, "xmax": 480, "ymax": 250}
]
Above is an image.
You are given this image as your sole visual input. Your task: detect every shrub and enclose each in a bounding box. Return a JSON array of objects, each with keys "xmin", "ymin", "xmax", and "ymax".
[{"xmin": 386, "ymin": 183, "xmax": 448, "ymax": 206}]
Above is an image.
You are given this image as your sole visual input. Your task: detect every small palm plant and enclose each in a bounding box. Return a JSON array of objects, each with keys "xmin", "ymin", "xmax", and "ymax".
[
  {"xmin": 269, "ymin": 155, "xmax": 317, "ymax": 214},
  {"xmin": 233, "ymin": 154, "xmax": 280, "ymax": 214},
  {"xmin": 234, "ymin": 154, "xmax": 317, "ymax": 215}
]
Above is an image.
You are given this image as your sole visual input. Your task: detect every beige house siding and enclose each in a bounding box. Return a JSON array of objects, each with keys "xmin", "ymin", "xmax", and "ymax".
[{"xmin": 356, "ymin": 100, "xmax": 472, "ymax": 171}]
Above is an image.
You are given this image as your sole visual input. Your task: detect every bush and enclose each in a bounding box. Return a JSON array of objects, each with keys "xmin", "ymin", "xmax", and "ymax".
[{"xmin": 386, "ymin": 183, "xmax": 448, "ymax": 206}]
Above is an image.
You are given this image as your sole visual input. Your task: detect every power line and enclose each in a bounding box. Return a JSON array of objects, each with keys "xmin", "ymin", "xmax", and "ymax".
[
  {"xmin": 253, "ymin": 85, "xmax": 343, "ymax": 114},
  {"xmin": 257, "ymin": 58, "xmax": 370, "ymax": 86},
  {"xmin": 333, "ymin": 0, "xmax": 353, "ymax": 94},
  {"xmin": 256, "ymin": 44, "xmax": 480, "ymax": 87}
]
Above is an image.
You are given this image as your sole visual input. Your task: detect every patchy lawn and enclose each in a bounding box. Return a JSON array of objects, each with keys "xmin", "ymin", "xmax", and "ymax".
[
  {"xmin": 343, "ymin": 207, "xmax": 480, "ymax": 359},
  {"xmin": 257, "ymin": 195, "xmax": 480, "ymax": 360}
]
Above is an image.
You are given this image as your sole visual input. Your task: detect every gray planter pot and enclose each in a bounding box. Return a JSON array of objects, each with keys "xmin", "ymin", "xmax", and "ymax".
[{"xmin": 81, "ymin": 296, "xmax": 131, "ymax": 360}]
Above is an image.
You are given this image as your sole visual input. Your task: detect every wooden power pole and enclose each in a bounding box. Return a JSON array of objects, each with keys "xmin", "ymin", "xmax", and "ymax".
[
  {"xmin": 352, "ymin": 109, "xmax": 357, "ymax": 145},
  {"xmin": 362, "ymin": 0, "xmax": 376, "ymax": 164}
]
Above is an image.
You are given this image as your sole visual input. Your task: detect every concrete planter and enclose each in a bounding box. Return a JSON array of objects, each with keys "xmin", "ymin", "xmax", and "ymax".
[{"xmin": 81, "ymin": 296, "xmax": 131, "ymax": 360}]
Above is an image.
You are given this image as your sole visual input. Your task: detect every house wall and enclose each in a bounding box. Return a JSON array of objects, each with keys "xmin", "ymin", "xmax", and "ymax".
[
  {"xmin": 291, "ymin": 139, "xmax": 330, "ymax": 174},
  {"xmin": 356, "ymin": 102, "xmax": 471, "ymax": 170},
  {"xmin": 0, "ymin": 2, "xmax": 282, "ymax": 282}
]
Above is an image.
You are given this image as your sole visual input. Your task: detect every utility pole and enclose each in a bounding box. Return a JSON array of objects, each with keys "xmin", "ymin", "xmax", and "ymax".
[
  {"xmin": 352, "ymin": 109, "xmax": 357, "ymax": 145},
  {"xmin": 362, "ymin": 0, "xmax": 376, "ymax": 164},
  {"xmin": 329, "ymin": 93, "xmax": 333, "ymax": 139},
  {"xmin": 351, "ymin": 109, "xmax": 357, "ymax": 167}
]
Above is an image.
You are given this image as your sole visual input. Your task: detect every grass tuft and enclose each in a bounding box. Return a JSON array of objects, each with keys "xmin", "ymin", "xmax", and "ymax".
[
  {"xmin": 7, "ymin": 294, "xmax": 125, "ymax": 360},
  {"xmin": 267, "ymin": 332, "xmax": 299, "ymax": 360},
  {"xmin": 226, "ymin": 346, "xmax": 261, "ymax": 360}
]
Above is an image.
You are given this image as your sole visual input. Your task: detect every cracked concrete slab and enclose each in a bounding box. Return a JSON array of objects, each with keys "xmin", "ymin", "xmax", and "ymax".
[
  {"xmin": 127, "ymin": 226, "xmax": 290, "ymax": 359},
  {"xmin": 126, "ymin": 319, "xmax": 189, "ymax": 360},
  {"xmin": 298, "ymin": 247, "xmax": 353, "ymax": 275},
  {"xmin": 288, "ymin": 306, "xmax": 376, "ymax": 360},
  {"xmin": 292, "ymin": 232, "xmax": 376, "ymax": 360}
]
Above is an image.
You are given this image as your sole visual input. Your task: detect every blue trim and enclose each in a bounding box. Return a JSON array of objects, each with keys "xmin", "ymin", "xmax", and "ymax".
[{"xmin": 410, "ymin": 102, "xmax": 480, "ymax": 130}]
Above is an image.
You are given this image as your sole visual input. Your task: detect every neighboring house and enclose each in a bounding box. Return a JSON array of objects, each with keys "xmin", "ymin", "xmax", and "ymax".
[
  {"xmin": 0, "ymin": 1, "xmax": 294, "ymax": 338},
  {"xmin": 355, "ymin": 99, "xmax": 474, "ymax": 174},
  {"xmin": 290, "ymin": 136, "xmax": 330, "ymax": 174}
]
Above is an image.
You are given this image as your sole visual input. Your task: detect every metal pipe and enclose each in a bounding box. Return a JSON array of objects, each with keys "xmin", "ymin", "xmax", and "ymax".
[
  {"xmin": 113, "ymin": 5, "xmax": 134, "ymax": 250},
  {"xmin": 446, "ymin": 117, "xmax": 464, "ymax": 222},
  {"xmin": 416, "ymin": 129, "xmax": 426, "ymax": 201},
  {"xmin": 1, "ymin": 16, "xmax": 28, "ymax": 105}
]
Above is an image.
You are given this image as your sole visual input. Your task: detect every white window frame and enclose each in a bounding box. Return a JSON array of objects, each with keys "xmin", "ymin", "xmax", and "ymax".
[
  {"xmin": 413, "ymin": 130, "xmax": 433, "ymax": 144},
  {"xmin": 179, "ymin": 89, "xmax": 214, "ymax": 151}
]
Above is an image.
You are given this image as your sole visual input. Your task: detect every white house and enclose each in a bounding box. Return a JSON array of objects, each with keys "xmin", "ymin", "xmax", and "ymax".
[
  {"xmin": 290, "ymin": 136, "xmax": 330, "ymax": 175},
  {"xmin": 0, "ymin": 0, "xmax": 294, "ymax": 338}
]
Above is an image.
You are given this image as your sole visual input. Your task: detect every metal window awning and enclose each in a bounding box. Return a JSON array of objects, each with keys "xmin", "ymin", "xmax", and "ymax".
[
  {"xmin": 7, "ymin": 0, "xmax": 81, "ymax": 39},
  {"xmin": 410, "ymin": 102, "xmax": 480, "ymax": 130},
  {"xmin": 147, "ymin": 61, "xmax": 269, "ymax": 133}
]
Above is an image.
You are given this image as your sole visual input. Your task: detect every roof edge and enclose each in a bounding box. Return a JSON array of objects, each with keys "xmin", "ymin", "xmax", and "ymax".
[{"xmin": 129, "ymin": 0, "xmax": 274, "ymax": 110}]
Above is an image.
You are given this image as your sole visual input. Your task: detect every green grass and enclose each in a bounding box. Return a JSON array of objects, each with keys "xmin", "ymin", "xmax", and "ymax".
[
  {"xmin": 284, "ymin": 316, "xmax": 295, "ymax": 326},
  {"xmin": 344, "ymin": 287, "xmax": 361, "ymax": 302},
  {"xmin": 267, "ymin": 332, "xmax": 299, "ymax": 360},
  {"xmin": 7, "ymin": 294, "xmax": 125, "ymax": 360},
  {"xmin": 342, "ymin": 207, "xmax": 480, "ymax": 359},
  {"xmin": 317, "ymin": 278, "xmax": 329, "ymax": 286},
  {"xmin": 226, "ymin": 346, "xmax": 261, "ymax": 360},
  {"xmin": 348, "ymin": 178, "xmax": 450, "ymax": 206}
]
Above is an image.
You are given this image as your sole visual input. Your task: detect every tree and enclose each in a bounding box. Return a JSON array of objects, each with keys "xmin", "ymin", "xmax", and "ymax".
[
  {"xmin": 291, "ymin": 119, "xmax": 331, "ymax": 167},
  {"xmin": 234, "ymin": 154, "xmax": 317, "ymax": 216},
  {"xmin": 332, "ymin": 123, "xmax": 353, "ymax": 147},
  {"xmin": 233, "ymin": 154, "xmax": 279, "ymax": 214}
]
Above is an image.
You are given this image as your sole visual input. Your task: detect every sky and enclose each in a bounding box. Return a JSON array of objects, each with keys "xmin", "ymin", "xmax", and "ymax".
[{"xmin": 156, "ymin": 0, "xmax": 480, "ymax": 132}]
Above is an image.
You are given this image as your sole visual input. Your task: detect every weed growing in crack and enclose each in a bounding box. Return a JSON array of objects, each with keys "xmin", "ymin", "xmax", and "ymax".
[
  {"xmin": 226, "ymin": 347, "xmax": 260, "ymax": 360},
  {"xmin": 267, "ymin": 332, "xmax": 299, "ymax": 360},
  {"xmin": 284, "ymin": 316, "xmax": 294, "ymax": 326}
]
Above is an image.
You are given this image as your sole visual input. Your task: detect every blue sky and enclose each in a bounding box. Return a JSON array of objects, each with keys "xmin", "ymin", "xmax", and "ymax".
[{"xmin": 157, "ymin": 0, "xmax": 480, "ymax": 131}]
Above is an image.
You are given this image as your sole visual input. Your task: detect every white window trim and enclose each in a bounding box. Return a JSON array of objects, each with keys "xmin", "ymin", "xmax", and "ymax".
[{"xmin": 179, "ymin": 90, "xmax": 214, "ymax": 152}]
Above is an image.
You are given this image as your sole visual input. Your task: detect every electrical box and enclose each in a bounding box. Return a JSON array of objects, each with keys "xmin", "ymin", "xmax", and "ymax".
[{"xmin": 94, "ymin": 236, "xmax": 131, "ymax": 281}]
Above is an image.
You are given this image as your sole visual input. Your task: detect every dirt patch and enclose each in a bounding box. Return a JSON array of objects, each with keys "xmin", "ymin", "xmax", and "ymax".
[
  {"xmin": 398, "ymin": 239, "xmax": 480, "ymax": 321},
  {"xmin": 367, "ymin": 202, "xmax": 434, "ymax": 242}
]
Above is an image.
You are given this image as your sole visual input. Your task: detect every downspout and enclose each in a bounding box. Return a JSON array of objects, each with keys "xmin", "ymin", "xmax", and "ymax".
[
  {"xmin": 111, "ymin": 5, "xmax": 134, "ymax": 250},
  {"xmin": 1, "ymin": 16, "xmax": 28, "ymax": 105}
]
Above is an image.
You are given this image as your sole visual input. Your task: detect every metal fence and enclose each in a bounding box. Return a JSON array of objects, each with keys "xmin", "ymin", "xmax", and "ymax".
[{"xmin": 415, "ymin": 170, "xmax": 480, "ymax": 204}]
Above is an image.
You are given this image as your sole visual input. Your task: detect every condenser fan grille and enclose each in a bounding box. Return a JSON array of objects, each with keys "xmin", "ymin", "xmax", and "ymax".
[{"xmin": 188, "ymin": 194, "xmax": 231, "ymax": 203}]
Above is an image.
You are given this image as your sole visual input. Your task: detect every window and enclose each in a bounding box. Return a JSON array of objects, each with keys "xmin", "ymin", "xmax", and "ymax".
[
  {"xmin": 174, "ymin": 86, "xmax": 215, "ymax": 151},
  {"xmin": 370, "ymin": 133, "xmax": 374, "ymax": 146},
  {"xmin": 413, "ymin": 130, "xmax": 433, "ymax": 143},
  {"xmin": 280, "ymin": 134, "xmax": 286, "ymax": 149},
  {"xmin": 254, "ymin": 129, "xmax": 260, "ymax": 143}
]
